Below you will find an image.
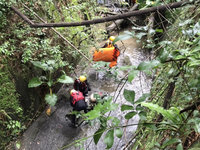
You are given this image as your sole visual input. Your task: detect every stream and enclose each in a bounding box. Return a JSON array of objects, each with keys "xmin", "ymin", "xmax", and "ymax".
[{"xmin": 19, "ymin": 37, "xmax": 152, "ymax": 150}]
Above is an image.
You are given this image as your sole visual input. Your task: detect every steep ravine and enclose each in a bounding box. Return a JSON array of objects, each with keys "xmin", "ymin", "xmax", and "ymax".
[{"xmin": 19, "ymin": 37, "xmax": 152, "ymax": 150}]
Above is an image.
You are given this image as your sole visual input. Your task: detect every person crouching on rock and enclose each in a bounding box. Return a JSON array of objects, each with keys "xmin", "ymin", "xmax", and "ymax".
[
  {"xmin": 70, "ymin": 89, "xmax": 87, "ymax": 126},
  {"xmin": 73, "ymin": 75, "xmax": 91, "ymax": 96}
]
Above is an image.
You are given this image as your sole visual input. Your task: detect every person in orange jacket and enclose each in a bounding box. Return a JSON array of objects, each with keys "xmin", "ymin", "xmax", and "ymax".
[
  {"xmin": 102, "ymin": 36, "xmax": 120, "ymax": 68},
  {"xmin": 93, "ymin": 36, "xmax": 120, "ymax": 68}
]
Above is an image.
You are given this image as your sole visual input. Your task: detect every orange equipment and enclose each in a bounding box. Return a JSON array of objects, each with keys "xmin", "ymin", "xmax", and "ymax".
[{"xmin": 93, "ymin": 47, "xmax": 120, "ymax": 68}]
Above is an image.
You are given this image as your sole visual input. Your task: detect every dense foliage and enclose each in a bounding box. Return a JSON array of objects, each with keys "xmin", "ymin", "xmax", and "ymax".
[
  {"xmin": 113, "ymin": 1, "xmax": 200, "ymax": 150},
  {"xmin": 132, "ymin": 4, "xmax": 200, "ymax": 149},
  {"xmin": 63, "ymin": 1, "xmax": 200, "ymax": 149},
  {"xmin": 0, "ymin": 0, "xmax": 199, "ymax": 149},
  {"xmin": 0, "ymin": 0, "xmax": 106, "ymax": 148},
  {"xmin": 0, "ymin": 59, "xmax": 23, "ymax": 149}
]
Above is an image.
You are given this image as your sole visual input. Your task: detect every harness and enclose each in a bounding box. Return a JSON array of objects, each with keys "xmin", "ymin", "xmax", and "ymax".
[
  {"xmin": 106, "ymin": 42, "xmax": 112, "ymax": 48},
  {"xmin": 71, "ymin": 91, "xmax": 84, "ymax": 105}
]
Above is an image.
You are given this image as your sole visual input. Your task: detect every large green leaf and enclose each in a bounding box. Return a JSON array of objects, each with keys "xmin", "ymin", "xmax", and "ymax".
[
  {"xmin": 84, "ymin": 110, "xmax": 101, "ymax": 120},
  {"xmin": 45, "ymin": 94, "xmax": 57, "ymax": 106},
  {"xmin": 161, "ymin": 138, "xmax": 181, "ymax": 149},
  {"xmin": 135, "ymin": 93, "xmax": 150, "ymax": 104},
  {"xmin": 121, "ymin": 104, "xmax": 133, "ymax": 111},
  {"xmin": 31, "ymin": 61, "xmax": 49, "ymax": 71},
  {"xmin": 94, "ymin": 127, "xmax": 106, "ymax": 145},
  {"xmin": 128, "ymin": 70, "xmax": 138, "ymax": 82},
  {"xmin": 141, "ymin": 102, "xmax": 178, "ymax": 123},
  {"xmin": 176, "ymin": 143, "xmax": 183, "ymax": 150},
  {"xmin": 137, "ymin": 61, "xmax": 150, "ymax": 71},
  {"xmin": 112, "ymin": 117, "xmax": 120, "ymax": 126},
  {"xmin": 47, "ymin": 80, "xmax": 53, "ymax": 87},
  {"xmin": 139, "ymin": 111, "xmax": 147, "ymax": 121},
  {"xmin": 46, "ymin": 60, "xmax": 55, "ymax": 65},
  {"xmin": 159, "ymin": 49, "xmax": 169, "ymax": 63},
  {"xmin": 100, "ymin": 99, "xmax": 118, "ymax": 114},
  {"xmin": 115, "ymin": 128, "xmax": 123, "ymax": 138},
  {"xmin": 194, "ymin": 119, "xmax": 200, "ymax": 133},
  {"xmin": 28, "ymin": 77, "xmax": 43, "ymax": 88},
  {"xmin": 137, "ymin": 60, "xmax": 160, "ymax": 71},
  {"xmin": 123, "ymin": 89, "xmax": 135, "ymax": 104},
  {"xmin": 125, "ymin": 111, "xmax": 137, "ymax": 119},
  {"xmin": 57, "ymin": 75, "xmax": 74, "ymax": 84},
  {"xmin": 104, "ymin": 129, "xmax": 114, "ymax": 149},
  {"xmin": 136, "ymin": 105, "xmax": 144, "ymax": 111}
]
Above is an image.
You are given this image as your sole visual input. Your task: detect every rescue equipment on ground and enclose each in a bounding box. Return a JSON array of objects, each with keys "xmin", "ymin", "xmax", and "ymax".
[
  {"xmin": 46, "ymin": 107, "xmax": 51, "ymax": 116},
  {"xmin": 93, "ymin": 47, "xmax": 120, "ymax": 68}
]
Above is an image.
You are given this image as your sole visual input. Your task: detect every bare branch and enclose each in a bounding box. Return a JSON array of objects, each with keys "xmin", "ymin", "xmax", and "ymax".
[{"xmin": 11, "ymin": 0, "xmax": 193, "ymax": 28}]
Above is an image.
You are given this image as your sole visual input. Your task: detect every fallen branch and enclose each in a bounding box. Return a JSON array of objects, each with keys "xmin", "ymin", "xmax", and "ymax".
[{"xmin": 11, "ymin": 0, "xmax": 194, "ymax": 28}]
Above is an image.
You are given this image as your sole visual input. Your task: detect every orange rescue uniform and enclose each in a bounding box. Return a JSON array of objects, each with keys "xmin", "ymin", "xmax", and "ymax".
[{"xmin": 93, "ymin": 47, "xmax": 120, "ymax": 68}]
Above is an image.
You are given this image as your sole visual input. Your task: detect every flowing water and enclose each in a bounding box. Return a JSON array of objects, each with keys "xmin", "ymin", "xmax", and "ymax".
[{"xmin": 19, "ymin": 37, "xmax": 152, "ymax": 150}]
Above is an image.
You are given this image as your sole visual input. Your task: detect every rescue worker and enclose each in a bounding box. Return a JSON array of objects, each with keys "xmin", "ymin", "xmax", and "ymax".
[
  {"xmin": 93, "ymin": 36, "xmax": 120, "ymax": 68},
  {"xmin": 103, "ymin": 36, "xmax": 120, "ymax": 68},
  {"xmin": 69, "ymin": 89, "xmax": 88, "ymax": 126},
  {"xmin": 102, "ymin": 36, "xmax": 116, "ymax": 48},
  {"xmin": 73, "ymin": 75, "xmax": 91, "ymax": 96}
]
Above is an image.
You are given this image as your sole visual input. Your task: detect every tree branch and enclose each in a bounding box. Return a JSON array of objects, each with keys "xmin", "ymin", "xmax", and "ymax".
[
  {"xmin": 11, "ymin": 0, "xmax": 193, "ymax": 28},
  {"xmin": 180, "ymin": 101, "xmax": 200, "ymax": 114}
]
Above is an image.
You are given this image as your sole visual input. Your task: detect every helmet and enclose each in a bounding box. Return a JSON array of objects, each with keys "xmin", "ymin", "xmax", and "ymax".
[
  {"xmin": 109, "ymin": 36, "xmax": 115, "ymax": 41},
  {"xmin": 79, "ymin": 75, "xmax": 87, "ymax": 82},
  {"xmin": 70, "ymin": 89, "xmax": 76, "ymax": 95}
]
